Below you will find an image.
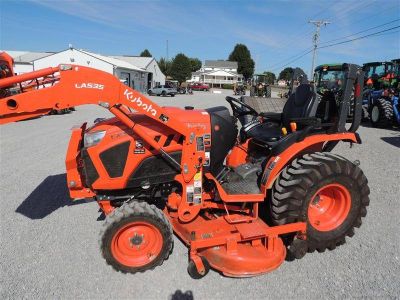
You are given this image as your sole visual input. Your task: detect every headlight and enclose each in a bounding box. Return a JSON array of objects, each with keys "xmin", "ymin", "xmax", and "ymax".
[{"xmin": 84, "ymin": 130, "xmax": 106, "ymax": 148}]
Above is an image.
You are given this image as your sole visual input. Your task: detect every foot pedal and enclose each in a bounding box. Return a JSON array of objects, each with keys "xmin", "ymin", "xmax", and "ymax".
[
  {"xmin": 221, "ymin": 179, "xmax": 261, "ymax": 195},
  {"xmin": 235, "ymin": 219, "xmax": 269, "ymax": 239}
]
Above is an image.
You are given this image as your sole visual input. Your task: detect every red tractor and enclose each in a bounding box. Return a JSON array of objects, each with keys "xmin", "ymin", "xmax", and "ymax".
[{"xmin": 0, "ymin": 58, "xmax": 369, "ymax": 278}]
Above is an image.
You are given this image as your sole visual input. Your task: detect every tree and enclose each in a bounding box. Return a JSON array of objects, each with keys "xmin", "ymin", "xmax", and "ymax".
[
  {"xmin": 278, "ymin": 67, "xmax": 307, "ymax": 82},
  {"xmin": 278, "ymin": 67, "xmax": 293, "ymax": 81},
  {"xmin": 158, "ymin": 57, "xmax": 172, "ymax": 76},
  {"xmin": 140, "ymin": 49, "xmax": 152, "ymax": 57},
  {"xmin": 189, "ymin": 57, "xmax": 202, "ymax": 72},
  {"xmin": 170, "ymin": 53, "xmax": 192, "ymax": 84},
  {"xmin": 293, "ymin": 67, "xmax": 307, "ymax": 81},
  {"xmin": 262, "ymin": 71, "xmax": 276, "ymax": 84},
  {"xmin": 228, "ymin": 44, "xmax": 255, "ymax": 79}
]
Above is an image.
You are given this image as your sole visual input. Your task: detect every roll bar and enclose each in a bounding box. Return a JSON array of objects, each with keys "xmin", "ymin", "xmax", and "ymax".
[{"xmin": 337, "ymin": 64, "xmax": 364, "ymax": 133}]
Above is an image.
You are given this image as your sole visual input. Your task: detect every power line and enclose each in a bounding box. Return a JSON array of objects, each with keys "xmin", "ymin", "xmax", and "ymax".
[
  {"xmin": 323, "ymin": 1, "xmax": 397, "ymax": 33},
  {"xmin": 267, "ymin": 47, "xmax": 313, "ymax": 69},
  {"xmin": 318, "ymin": 25, "xmax": 400, "ymax": 49},
  {"xmin": 256, "ymin": 1, "xmax": 333, "ymax": 56},
  {"xmin": 269, "ymin": 26, "xmax": 399, "ymax": 73},
  {"xmin": 258, "ymin": 1, "xmax": 376, "ymax": 70},
  {"xmin": 320, "ymin": 18, "xmax": 400, "ymax": 45},
  {"xmin": 270, "ymin": 49, "xmax": 313, "ymax": 72},
  {"xmin": 259, "ymin": 1, "xmax": 397, "ymax": 73}
]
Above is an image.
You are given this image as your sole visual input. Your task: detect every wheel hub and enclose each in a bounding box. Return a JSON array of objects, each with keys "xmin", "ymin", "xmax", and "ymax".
[
  {"xmin": 371, "ymin": 106, "xmax": 379, "ymax": 122},
  {"xmin": 308, "ymin": 183, "xmax": 351, "ymax": 231},
  {"xmin": 130, "ymin": 233, "xmax": 144, "ymax": 246},
  {"xmin": 111, "ymin": 222, "xmax": 163, "ymax": 267}
]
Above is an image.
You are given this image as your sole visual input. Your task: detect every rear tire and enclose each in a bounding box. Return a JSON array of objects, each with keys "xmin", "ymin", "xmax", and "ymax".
[
  {"xmin": 370, "ymin": 98, "xmax": 393, "ymax": 128},
  {"xmin": 270, "ymin": 152, "xmax": 370, "ymax": 256},
  {"xmin": 100, "ymin": 201, "xmax": 173, "ymax": 274}
]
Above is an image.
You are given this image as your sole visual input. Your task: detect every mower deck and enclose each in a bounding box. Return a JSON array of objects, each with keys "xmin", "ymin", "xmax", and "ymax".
[{"xmin": 168, "ymin": 213, "xmax": 288, "ymax": 277}]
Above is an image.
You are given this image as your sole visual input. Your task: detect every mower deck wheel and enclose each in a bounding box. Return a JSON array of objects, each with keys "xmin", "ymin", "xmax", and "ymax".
[
  {"xmin": 187, "ymin": 256, "xmax": 210, "ymax": 279},
  {"xmin": 99, "ymin": 201, "xmax": 173, "ymax": 274}
]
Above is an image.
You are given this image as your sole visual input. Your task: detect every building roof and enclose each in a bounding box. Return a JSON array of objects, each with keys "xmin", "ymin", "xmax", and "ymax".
[
  {"xmin": 204, "ymin": 60, "xmax": 238, "ymax": 69},
  {"xmin": 3, "ymin": 51, "xmax": 55, "ymax": 63},
  {"xmin": 78, "ymin": 50, "xmax": 145, "ymax": 72},
  {"xmin": 3, "ymin": 48, "xmax": 148, "ymax": 72},
  {"xmin": 111, "ymin": 56, "xmax": 154, "ymax": 69},
  {"xmin": 2, "ymin": 50, "xmax": 29, "ymax": 58}
]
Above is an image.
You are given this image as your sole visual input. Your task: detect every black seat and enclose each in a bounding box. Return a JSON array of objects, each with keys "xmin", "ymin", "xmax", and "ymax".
[
  {"xmin": 246, "ymin": 84, "xmax": 318, "ymax": 145},
  {"xmin": 205, "ymin": 106, "xmax": 238, "ymax": 176}
]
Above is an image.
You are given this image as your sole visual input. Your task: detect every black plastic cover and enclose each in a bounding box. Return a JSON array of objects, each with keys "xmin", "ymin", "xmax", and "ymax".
[
  {"xmin": 100, "ymin": 141, "xmax": 130, "ymax": 178},
  {"xmin": 126, "ymin": 151, "xmax": 182, "ymax": 188}
]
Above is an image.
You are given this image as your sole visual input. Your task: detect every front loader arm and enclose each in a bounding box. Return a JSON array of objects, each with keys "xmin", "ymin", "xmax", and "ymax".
[
  {"xmin": 0, "ymin": 65, "xmax": 189, "ymax": 136},
  {"xmin": 0, "ymin": 65, "xmax": 202, "ymax": 181}
]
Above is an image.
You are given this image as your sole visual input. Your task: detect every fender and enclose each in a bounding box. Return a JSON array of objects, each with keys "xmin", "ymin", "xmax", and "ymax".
[{"xmin": 260, "ymin": 132, "xmax": 359, "ymax": 193}]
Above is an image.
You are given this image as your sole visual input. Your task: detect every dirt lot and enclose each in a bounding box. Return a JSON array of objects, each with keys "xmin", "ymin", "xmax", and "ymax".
[{"xmin": 0, "ymin": 89, "xmax": 399, "ymax": 299}]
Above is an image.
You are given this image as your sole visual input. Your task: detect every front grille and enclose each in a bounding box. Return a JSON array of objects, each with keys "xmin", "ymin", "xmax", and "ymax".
[{"xmin": 81, "ymin": 149, "xmax": 99, "ymax": 187}]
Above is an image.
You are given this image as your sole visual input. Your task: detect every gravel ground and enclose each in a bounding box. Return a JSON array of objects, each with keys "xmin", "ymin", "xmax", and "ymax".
[{"xmin": 0, "ymin": 89, "xmax": 399, "ymax": 299}]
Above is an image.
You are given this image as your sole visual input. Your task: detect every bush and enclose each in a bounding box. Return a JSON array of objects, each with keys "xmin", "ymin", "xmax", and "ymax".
[{"xmin": 222, "ymin": 84, "xmax": 234, "ymax": 89}]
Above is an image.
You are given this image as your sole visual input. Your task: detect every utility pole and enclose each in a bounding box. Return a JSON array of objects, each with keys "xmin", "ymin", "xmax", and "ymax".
[
  {"xmin": 166, "ymin": 40, "xmax": 169, "ymax": 61},
  {"xmin": 309, "ymin": 20, "xmax": 331, "ymax": 78},
  {"xmin": 255, "ymin": 54, "xmax": 260, "ymax": 73}
]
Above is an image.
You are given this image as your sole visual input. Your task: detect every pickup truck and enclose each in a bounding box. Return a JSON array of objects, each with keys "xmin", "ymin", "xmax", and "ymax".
[
  {"xmin": 190, "ymin": 83, "xmax": 210, "ymax": 91},
  {"xmin": 148, "ymin": 85, "xmax": 178, "ymax": 97}
]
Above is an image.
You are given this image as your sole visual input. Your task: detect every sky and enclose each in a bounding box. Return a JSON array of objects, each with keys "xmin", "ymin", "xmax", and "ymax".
[{"xmin": 1, "ymin": 0, "xmax": 399, "ymax": 76}]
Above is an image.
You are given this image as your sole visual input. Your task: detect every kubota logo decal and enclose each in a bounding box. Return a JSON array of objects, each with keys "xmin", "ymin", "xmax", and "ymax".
[
  {"xmin": 123, "ymin": 89, "xmax": 157, "ymax": 116},
  {"xmin": 75, "ymin": 83, "xmax": 104, "ymax": 90}
]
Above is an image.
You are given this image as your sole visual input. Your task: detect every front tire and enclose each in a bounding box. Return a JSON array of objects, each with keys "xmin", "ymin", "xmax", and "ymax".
[
  {"xmin": 270, "ymin": 152, "xmax": 370, "ymax": 255},
  {"xmin": 370, "ymin": 98, "xmax": 393, "ymax": 128},
  {"xmin": 100, "ymin": 201, "xmax": 173, "ymax": 274}
]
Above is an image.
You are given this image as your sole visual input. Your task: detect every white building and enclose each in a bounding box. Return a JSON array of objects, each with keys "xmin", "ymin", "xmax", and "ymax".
[
  {"xmin": 33, "ymin": 48, "xmax": 148, "ymax": 93},
  {"xmin": 111, "ymin": 56, "xmax": 165, "ymax": 90},
  {"xmin": 5, "ymin": 51, "xmax": 53, "ymax": 74},
  {"xmin": 4, "ymin": 48, "xmax": 167, "ymax": 93},
  {"xmin": 189, "ymin": 60, "xmax": 243, "ymax": 87}
]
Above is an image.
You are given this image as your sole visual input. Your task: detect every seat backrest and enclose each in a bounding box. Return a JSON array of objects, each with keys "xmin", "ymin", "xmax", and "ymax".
[
  {"xmin": 205, "ymin": 106, "xmax": 238, "ymax": 177},
  {"xmin": 282, "ymin": 84, "xmax": 318, "ymax": 128}
]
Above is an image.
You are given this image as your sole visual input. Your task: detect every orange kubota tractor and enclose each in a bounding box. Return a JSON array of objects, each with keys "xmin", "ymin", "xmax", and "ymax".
[{"xmin": 0, "ymin": 54, "xmax": 370, "ymax": 278}]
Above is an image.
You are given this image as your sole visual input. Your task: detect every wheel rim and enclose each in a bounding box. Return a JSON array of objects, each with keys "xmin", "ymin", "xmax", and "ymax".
[
  {"xmin": 308, "ymin": 183, "xmax": 351, "ymax": 232},
  {"xmin": 371, "ymin": 105, "xmax": 380, "ymax": 122},
  {"xmin": 111, "ymin": 221, "xmax": 163, "ymax": 267}
]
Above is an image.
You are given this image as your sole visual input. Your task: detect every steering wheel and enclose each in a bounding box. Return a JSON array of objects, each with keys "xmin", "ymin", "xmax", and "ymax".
[{"xmin": 225, "ymin": 96, "xmax": 258, "ymax": 118}]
